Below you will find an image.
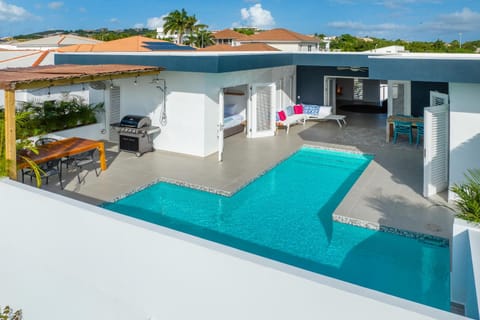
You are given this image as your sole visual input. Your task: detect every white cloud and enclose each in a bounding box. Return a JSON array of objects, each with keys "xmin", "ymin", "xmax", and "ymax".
[
  {"xmin": 239, "ymin": 4, "xmax": 275, "ymax": 28},
  {"xmin": 421, "ymin": 8, "xmax": 480, "ymax": 33},
  {"xmin": 376, "ymin": 0, "xmax": 441, "ymax": 9},
  {"xmin": 48, "ymin": 2, "xmax": 64, "ymax": 10},
  {"xmin": 146, "ymin": 15, "xmax": 167, "ymax": 30},
  {"xmin": 0, "ymin": 1, "xmax": 30, "ymax": 21},
  {"xmin": 109, "ymin": 18, "xmax": 119, "ymax": 23},
  {"xmin": 133, "ymin": 23, "xmax": 144, "ymax": 29},
  {"xmin": 328, "ymin": 20, "xmax": 405, "ymax": 38}
]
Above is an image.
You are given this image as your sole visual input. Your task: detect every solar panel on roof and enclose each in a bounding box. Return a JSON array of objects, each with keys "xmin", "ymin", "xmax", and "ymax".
[{"xmin": 143, "ymin": 42, "xmax": 196, "ymax": 51}]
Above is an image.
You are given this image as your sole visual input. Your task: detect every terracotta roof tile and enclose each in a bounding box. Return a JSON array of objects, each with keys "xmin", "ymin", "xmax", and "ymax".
[
  {"xmin": 213, "ymin": 29, "xmax": 250, "ymax": 40},
  {"xmin": 245, "ymin": 28, "xmax": 319, "ymax": 42},
  {"xmin": 199, "ymin": 43, "xmax": 280, "ymax": 52},
  {"xmin": 58, "ymin": 36, "xmax": 195, "ymax": 52}
]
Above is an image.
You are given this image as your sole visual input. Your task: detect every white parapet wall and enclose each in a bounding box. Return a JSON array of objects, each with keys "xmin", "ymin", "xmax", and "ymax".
[
  {"xmin": 452, "ymin": 218, "xmax": 480, "ymax": 319},
  {"xmin": 0, "ymin": 179, "xmax": 464, "ymax": 320}
]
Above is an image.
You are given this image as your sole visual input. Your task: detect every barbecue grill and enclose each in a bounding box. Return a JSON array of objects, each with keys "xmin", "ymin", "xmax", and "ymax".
[{"xmin": 111, "ymin": 115, "xmax": 161, "ymax": 157}]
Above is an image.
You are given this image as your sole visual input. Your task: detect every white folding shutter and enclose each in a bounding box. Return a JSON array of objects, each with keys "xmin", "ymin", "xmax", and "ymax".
[
  {"xmin": 218, "ymin": 89, "xmax": 224, "ymax": 162},
  {"xmin": 423, "ymin": 92, "xmax": 449, "ymax": 197},
  {"xmin": 251, "ymin": 83, "xmax": 276, "ymax": 138},
  {"xmin": 109, "ymin": 86, "xmax": 121, "ymax": 142}
]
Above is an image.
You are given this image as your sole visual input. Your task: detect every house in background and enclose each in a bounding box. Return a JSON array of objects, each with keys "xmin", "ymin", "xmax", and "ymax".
[
  {"xmin": 211, "ymin": 28, "xmax": 320, "ymax": 52},
  {"xmin": 0, "ymin": 34, "xmax": 103, "ymax": 106},
  {"xmin": 3, "ymin": 34, "xmax": 102, "ymax": 51},
  {"xmin": 238, "ymin": 28, "xmax": 320, "ymax": 52},
  {"xmin": 198, "ymin": 43, "xmax": 279, "ymax": 52},
  {"xmin": 212, "ymin": 29, "xmax": 250, "ymax": 46}
]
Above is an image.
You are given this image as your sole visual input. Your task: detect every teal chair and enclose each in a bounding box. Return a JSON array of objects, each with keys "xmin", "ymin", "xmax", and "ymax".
[
  {"xmin": 393, "ymin": 120, "xmax": 413, "ymax": 144},
  {"xmin": 416, "ymin": 122, "xmax": 424, "ymax": 147}
]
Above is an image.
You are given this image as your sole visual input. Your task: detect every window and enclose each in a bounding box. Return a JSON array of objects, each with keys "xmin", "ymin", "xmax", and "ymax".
[{"xmin": 353, "ymin": 78, "xmax": 363, "ymax": 100}]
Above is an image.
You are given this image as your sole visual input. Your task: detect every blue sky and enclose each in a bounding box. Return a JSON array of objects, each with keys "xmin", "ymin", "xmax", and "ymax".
[{"xmin": 2, "ymin": 0, "xmax": 480, "ymax": 42}]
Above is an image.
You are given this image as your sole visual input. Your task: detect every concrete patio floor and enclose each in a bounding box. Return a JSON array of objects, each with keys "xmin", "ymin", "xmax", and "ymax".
[{"xmin": 31, "ymin": 110, "xmax": 456, "ymax": 240}]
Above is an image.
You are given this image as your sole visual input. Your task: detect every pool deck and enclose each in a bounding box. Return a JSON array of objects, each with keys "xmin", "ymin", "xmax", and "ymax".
[{"xmin": 30, "ymin": 111, "xmax": 455, "ymax": 240}]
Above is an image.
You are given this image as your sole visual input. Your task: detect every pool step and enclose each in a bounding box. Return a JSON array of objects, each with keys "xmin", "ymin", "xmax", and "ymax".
[{"xmin": 419, "ymin": 235, "xmax": 449, "ymax": 248}]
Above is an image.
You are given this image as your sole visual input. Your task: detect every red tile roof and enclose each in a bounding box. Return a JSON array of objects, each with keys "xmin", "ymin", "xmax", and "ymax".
[
  {"xmin": 245, "ymin": 28, "xmax": 319, "ymax": 42},
  {"xmin": 58, "ymin": 36, "xmax": 193, "ymax": 52},
  {"xmin": 198, "ymin": 43, "xmax": 280, "ymax": 52},
  {"xmin": 213, "ymin": 29, "xmax": 250, "ymax": 41}
]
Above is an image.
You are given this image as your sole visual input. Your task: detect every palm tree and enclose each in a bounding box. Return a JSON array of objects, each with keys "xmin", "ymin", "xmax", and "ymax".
[
  {"xmin": 163, "ymin": 9, "xmax": 208, "ymax": 45},
  {"xmin": 0, "ymin": 111, "xmax": 42, "ymax": 186},
  {"xmin": 163, "ymin": 9, "xmax": 189, "ymax": 44},
  {"xmin": 187, "ymin": 29, "xmax": 214, "ymax": 48}
]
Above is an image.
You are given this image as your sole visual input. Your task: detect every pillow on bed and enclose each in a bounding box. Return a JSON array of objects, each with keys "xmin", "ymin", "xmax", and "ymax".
[
  {"xmin": 278, "ymin": 110, "xmax": 287, "ymax": 121},
  {"xmin": 224, "ymin": 104, "xmax": 238, "ymax": 117},
  {"xmin": 293, "ymin": 104, "xmax": 303, "ymax": 114}
]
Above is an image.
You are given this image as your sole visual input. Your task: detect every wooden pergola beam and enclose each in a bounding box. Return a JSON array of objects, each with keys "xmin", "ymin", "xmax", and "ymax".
[
  {"xmin": 11, "ymin": 70, "xmax": 161, "ymax": 90},
  {"xmin": 4, "ymin": 89, "xmax": 16, "ymax": 179}
]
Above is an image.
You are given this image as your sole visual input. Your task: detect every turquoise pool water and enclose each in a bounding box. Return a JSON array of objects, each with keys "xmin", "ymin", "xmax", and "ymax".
[{"xmin": 103, "ymin": 147, "xmax": 450, "ymax": 310}]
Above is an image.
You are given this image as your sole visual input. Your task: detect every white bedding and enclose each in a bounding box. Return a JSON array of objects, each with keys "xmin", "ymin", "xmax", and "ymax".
[{"xmin": 224, "ymin": 113, "xmax": 245, "ymax": 129}]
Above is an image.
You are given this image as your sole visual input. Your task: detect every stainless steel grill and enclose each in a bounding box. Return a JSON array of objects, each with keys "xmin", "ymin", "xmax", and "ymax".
[{"xmin": 111, "ymin": 115, "xmax": 161, "ymax": 157}]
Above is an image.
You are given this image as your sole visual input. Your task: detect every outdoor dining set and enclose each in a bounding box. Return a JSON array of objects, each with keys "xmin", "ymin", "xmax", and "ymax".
[{"xmin": 17, "ymin": 137, "xmax": 107, "ymax": 189}]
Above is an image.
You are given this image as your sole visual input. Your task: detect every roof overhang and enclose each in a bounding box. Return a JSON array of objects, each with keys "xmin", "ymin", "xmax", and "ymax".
[{"xmin": 0, "ymin": 63, "xmax": 164, "ymax": 91}]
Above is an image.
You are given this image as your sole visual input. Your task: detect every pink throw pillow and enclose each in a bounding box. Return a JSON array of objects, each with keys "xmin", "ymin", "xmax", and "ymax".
[
  {"xmin": 278, "ymin": 110, "xmax": 287, "ymax": 121},
  {"xmin": 293, "ymin": 104, "xmax": 303, "ymax": 114}
]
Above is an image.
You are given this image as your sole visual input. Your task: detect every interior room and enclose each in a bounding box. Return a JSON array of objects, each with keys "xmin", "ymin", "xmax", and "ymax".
[{"xmin": 223, "ymin": 84, "xmax": 248, "ymax": 138}]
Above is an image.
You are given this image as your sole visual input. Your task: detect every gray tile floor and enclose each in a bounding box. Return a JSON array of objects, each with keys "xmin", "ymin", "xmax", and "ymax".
[{"xmin": 29, "ymin": 110, "xmax": 456, "ymax": 240}]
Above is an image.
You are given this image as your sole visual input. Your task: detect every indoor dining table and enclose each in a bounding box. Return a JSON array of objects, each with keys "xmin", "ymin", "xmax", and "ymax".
[{"xmin": 386, "ymin": 115, "xmax": 424, "ymax": 143}]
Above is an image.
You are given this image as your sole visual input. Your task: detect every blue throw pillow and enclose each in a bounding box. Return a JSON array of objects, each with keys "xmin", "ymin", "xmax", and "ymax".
[
  {"xmin": 286, "ymin": 106, "xmax": 294, "ymax": 116},
  {"xmin": 302, "ymin": 104, "xmax": 320, "ymax": 115}
]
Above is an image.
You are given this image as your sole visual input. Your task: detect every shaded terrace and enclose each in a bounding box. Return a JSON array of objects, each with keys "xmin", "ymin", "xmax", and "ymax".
[{"xmin": 0, "ymin": 63, "xmax": 164, "ymax": 179}]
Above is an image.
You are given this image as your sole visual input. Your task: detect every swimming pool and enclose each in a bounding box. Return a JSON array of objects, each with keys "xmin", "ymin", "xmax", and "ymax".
[{"xmin": 103, "ymin": 147, "xmax": 450, "ymax": 310}]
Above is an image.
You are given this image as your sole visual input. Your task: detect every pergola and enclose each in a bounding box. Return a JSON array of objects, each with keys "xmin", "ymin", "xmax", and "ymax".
[{"xmin": 0, "ymin": 64, "xmax": 164, "ymax": 180}]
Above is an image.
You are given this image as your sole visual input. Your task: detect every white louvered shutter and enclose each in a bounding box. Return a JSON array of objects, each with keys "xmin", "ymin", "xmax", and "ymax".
[{"xmin": 423, "ymin": 91, "xmax": 449, "ymax": 197}]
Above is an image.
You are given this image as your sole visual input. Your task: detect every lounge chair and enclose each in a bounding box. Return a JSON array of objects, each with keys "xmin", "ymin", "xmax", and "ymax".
[
  {"xmin": 303, "ymin": 105, "xmax": 347, "ymax": 127},
  {"xmin": 276, "ymin": 106, "xmax": 307, "ymax": 134}
]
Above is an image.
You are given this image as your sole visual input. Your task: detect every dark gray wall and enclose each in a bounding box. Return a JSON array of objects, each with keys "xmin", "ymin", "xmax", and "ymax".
[
  {"xmin": 296, "ymin": 66, "xmax": 365, "ymax": 105},
  {"xmin": 411, "ymin": 81, "xmax": 449, "ymax": 116}
]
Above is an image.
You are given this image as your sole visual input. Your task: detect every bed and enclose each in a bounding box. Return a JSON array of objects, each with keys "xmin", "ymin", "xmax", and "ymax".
[{"xmin": 223, "ymin": 104, "xmax": 246, "ymax": 138}]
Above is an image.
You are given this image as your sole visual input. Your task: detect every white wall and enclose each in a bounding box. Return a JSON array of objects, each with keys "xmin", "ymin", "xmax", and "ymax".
[
  {"xmin": 0, "ymin": 179, "xmax": 462, "ymax": 320},
  {"xmin": 452, "ymin": 218, "xmax": 480, "ymax": 319},
  {"xmin": 50, "ymin": 123, "xmax": 106, "ymax": 141},
  {"xmin": 448, "ymin": 83, "xmax": 480, "ymax": 201},
  {"xmin": 117, "ymin": 72, "xmax": 208, "ymax": 156}
]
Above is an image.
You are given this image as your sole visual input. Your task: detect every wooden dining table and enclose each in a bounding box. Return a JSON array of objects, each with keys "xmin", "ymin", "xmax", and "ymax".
[
  {"xmin": 386, "ymin": 115, "xmax": 424, "ymax": 142},
  {"xmin": 17, "ymin": 137, "xmax": 107, "ymax": 171}
]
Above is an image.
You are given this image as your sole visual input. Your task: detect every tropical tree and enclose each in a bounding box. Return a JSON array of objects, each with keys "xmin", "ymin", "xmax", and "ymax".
[
  {"xmin": 185, "ymin": 29, "xmax": 214, "ymax": 48},
  {"xmin": 451, "ymin": 169, "xmax": 480, "ymax": 223},
  {"xmin": 163, "ymin": 9, "xmax": 207, "ymax": 45},
  {"xmin": 0, "ymin": 110, "xmax": 42, "ymax": 186}
]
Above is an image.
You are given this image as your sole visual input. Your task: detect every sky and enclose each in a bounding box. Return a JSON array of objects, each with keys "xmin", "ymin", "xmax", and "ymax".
[{"xmin": 2, "ymin": 0, "xmax": 480, "ymax": 42}]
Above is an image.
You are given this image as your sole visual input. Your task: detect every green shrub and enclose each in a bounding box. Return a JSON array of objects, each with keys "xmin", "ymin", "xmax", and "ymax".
[
  {"xmin": 451, "ymin": 169, "xmax": 480, "ymax": 223},
  {"xmin": 0, "ymin": 305, "xmax": 22, "ymax": 320}
]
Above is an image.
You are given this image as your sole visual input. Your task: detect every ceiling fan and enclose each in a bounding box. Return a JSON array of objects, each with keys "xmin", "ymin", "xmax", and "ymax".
[{"xmin": 336, "ymin": 66, "xmax": 368, "ymax": 72}]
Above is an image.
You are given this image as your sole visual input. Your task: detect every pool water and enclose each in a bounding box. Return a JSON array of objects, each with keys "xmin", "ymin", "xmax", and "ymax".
[{"xmin": 103, "ymin": 147, "xmax": 450, "ymax": 310}]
